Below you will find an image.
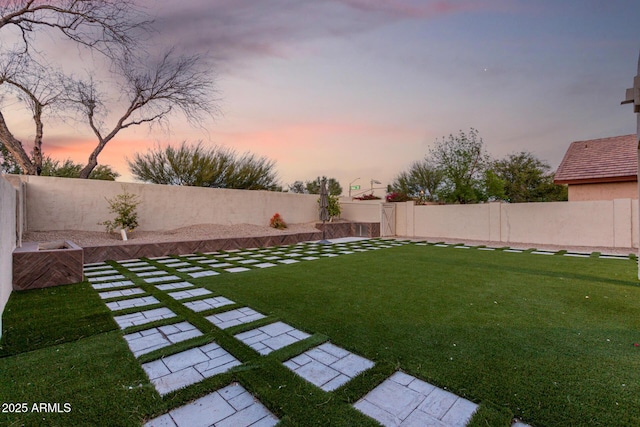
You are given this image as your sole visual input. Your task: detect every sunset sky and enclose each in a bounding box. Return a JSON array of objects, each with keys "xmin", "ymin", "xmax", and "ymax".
[{"xmin": 4, "ymin": 0, "xmax": 640, "ymax": 194}]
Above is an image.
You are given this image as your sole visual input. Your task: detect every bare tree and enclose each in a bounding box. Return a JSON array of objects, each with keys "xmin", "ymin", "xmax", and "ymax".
[
  {"xmin": 0, "ymin": 1, "xmax": 218, "ymax": 178},
  {"xmin": 0, "ymin": 0, "xmax": 148, "ymax": 56},
  {"xmin": 68, "ymin": 50, "xmax": 218, "ymax": 178}
]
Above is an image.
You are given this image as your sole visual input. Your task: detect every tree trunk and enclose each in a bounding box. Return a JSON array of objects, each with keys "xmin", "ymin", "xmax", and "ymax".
[{"xmin": 0, "ymin": 111, "xmax": 36, "ymax": 174}]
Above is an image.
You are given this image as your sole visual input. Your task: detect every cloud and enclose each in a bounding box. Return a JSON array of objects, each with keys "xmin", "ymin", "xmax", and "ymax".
[{"xmin": 145, "ymin": 0, "xmax": 499, "ymax": 72}]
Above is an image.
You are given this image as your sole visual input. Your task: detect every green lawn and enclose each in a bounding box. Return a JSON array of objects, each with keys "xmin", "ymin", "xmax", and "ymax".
[{"xmin": 1, "ymin": 242, "xmax": 639, "ymax": 426}]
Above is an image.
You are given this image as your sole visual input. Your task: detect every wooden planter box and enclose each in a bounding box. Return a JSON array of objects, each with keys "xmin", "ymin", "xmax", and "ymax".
[{"xmin": 13, "ymin": 240, "xmax": 84, "ymax": 291}]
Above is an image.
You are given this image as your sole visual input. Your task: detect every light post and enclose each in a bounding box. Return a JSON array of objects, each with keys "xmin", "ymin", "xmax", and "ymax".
[
  {"xmin": 370, "ymin": 179, "xmax": 381, "ymax": 194},
  {"xmin": 349, "ymin": 177, "xmax": 360, "ymax": 198}
]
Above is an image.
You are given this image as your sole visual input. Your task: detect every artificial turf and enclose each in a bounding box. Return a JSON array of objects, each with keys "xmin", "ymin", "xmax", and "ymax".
[{"xmin": 1, "ymin": 242, "xmax": 639, "ymax": 426}]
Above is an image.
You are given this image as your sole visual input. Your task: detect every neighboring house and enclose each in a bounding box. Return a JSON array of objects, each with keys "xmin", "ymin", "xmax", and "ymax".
[{"xmin": 554, "ymin": 134, "xmax": 637, "ymax": 201}]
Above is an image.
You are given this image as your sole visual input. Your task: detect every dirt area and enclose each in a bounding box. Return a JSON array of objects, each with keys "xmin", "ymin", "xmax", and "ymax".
[{"xmin": 22, "ymin": 223, "xmax": 322, "ymax": 247}]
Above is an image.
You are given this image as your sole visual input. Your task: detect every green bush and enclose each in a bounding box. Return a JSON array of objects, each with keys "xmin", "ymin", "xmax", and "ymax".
[{"xmin": 100, "ymin": 189, "xmax": 140, "ymax": 233}]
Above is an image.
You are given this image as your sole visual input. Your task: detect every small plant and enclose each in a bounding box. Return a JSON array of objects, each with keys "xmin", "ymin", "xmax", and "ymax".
[
  {"xmin": 100, "ymin": 188, "xmax": 140, "ymax": 233},
  {"xmin": 327, "ymin": 195, "xmax": 341, "ymax": 221},
  {"xmin": 270, "ymin": 212, "xmax": 287, "ymax": 229}
]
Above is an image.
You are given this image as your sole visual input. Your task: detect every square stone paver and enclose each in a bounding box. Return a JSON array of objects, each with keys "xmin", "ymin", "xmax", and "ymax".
[
  {"xmin": 106, "ymin": 296, "xmax": 160, "ymax": 311},
  {"xmin": 156, "ymin": 258, "xmax": 181, "ymax": 264},
  {"xmin": 254, "ymin": 263, "xmax": 277, "ymax": 268},
  {"xmin": 128, "ymin": 265, "xmax": 157, "ymax": 272},
  {"xmin": 190, "ymin": 270, "xmax": 220, "ymax": 278},
  {"xmin": 156, "ymin": 281, "xmax": 194, "ymax": 291},
  {"xmin": 178, "ymin": 266, "xmax": 203, "ymax": 273},
  {"xmin": 166, "ymin": 262, "xmax": 191, "ymax": 268},
  {"xmin": 141, "ymin": 343, "xmax": 241, "ymax": 395},
  {"xmin": 113, "ymin": 307, "xmax": 177, "ymax": 329},
  {"xmin": 224, "ymin": 267, "xmax": 251, "ymax": 273},
  {"xmin": 98, "ymin": 287, "xmax": 145, "ymax": 299},
  {"xmin": 119, "ymin": 261, "xmax": 149, "ymax": 268},
  {"xmin": 88, "ymin": 274, "xmax": 126, "ymax": 282},
  {"xmin": 183, "ymin": 296, "xmax": 235, "ymax": 312},
  {"xmin": 144, "ymin": 275, "xmax": 181, "ymax": 283},
  {"xmin": 143, "ymin": 383, "xmax": 278, "ymax": 427},
  {"xmin": 167, "ymin": 288, "xmax": 212, "ymax": 300},
  {"xmin": 124, "ymin": 322, "xmax": 203, "ymax": 357},
  {"xmin": 235, "ymin": 321, "xmax": 310, "ymax": 355},
  {"xmin": 284, "ymin": 343, "xmax": 374, "ymax": 391},
  {"xmin": 84, "ymin": 269, "xmax": 119, "ymax": 277},
  {"xmin": 354, "ymin": 372, "xmax": 478, "ymax": 427},
  {"xmin": 206, "ymin": 307, "xmax": 265, "ymax": 329},
  {"xmin": 91, "ymin": 280, "xmax": 135, "ymax": 290},
  {"xmin": 136, "ymin": 270, "xmax": 165, "ymax": 277}
]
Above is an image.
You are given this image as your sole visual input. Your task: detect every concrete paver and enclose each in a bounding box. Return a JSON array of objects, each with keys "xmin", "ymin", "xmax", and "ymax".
[
  {"xmin": 144, "ymin": 275, "xmax": 181, "ymax": 283},
  {"xmin": 235, "ymin": 321, "xmax": 310, "ymax": 355},
  {"xmin": 106, "ymin": 296, "xmax": 160, "ymax": 311},
  {"xmin": 91, "ymin": 280, "xmax": 134, "ymax": 290},
  {"xmin": 189, "ymin": 270, "xmax": 220, "ymax": 278},
  {"xmin": 143, "ymin": 383, "xmax": 278, "ymax": 427},
  {"xmin": 124, "ymin": 322, "xmax": 203, "ymax": 357},
  {"xmin": 167, "ymin": 288, "xmax": 212, "ymax": 300},
  {"xmin": 84, "ymin": 269, "xmax": 119, "ymax": 277},
  {"xmin": 142, "ymin": 343, "xmax": 241, "ymax": 395},
  {"xmin": 206, "ymin": 307, "xmax": 265, "ymax": 329},
  {"xmin": 156, "ymin": 282, "xmax": 194, "ymax": 290},
  {"xmin": 98, "ymin": 287, "xmax": 145, "ymax": 299},
  {"xmin": 354, "ymin": 372, "xmax": 478, "ymax": 427},
  {"xmin": 87, "ymin": 274, "xmax": 126, "ymax": 282},
  {"xmin": 183, "ymin": 296, "xmax": 235, "ymax": 312},
  {"xmin": 113, "ymin": 307, "xmax": 177, "ymax": 329},
  {"xmin": 284, "ymin": 342, "xmax": 374, "ymax": 391}
]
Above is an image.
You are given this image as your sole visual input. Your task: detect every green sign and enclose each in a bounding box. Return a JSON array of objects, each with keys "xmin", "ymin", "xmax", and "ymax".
[{"xmin": 350, "ymin": 185, "xmax": 361, "ymax": 190}]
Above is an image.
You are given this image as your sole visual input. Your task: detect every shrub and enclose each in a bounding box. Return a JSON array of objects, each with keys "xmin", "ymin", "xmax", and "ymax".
[
  {"xmin": 100, "ymin": 189, "xmax": 140, "ymax": 233},
  {"xmin": 353, "ymin": 193, "xmax": 381, "ymax": 200},
  {"xmin": 386, "ymin": 192, "xmax": 411, "ymax": 202},
  {"xmin": 270, "ymin": 213, "xmax": 287, "ymax": 229}
]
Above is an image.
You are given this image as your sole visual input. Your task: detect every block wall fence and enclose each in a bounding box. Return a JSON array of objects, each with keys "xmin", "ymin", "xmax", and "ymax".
[
  {"xmin": 2, "ymin": 175, "xmax": 639, "ymax": 336},
  {"xmin": 0, "ymin": 176, "xmax": 17, "ymax": 338}
]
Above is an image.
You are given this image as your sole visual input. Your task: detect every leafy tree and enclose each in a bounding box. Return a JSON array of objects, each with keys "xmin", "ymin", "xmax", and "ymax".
[
  {"xmin": 40, "ymin": 157, "xmax": 119, "ymax": 180},
  {"xmin": 389, "ymin": 159, "xmax": 444, "ymax": 202},
  {"xmin": 288, "ymin": 181, "xmax": 307, "ymax": 194},
  {"xmin": 0, "ymin": 146, "xmax": 118, "ymax": 180},
  {"xmin": 430, "ymin": 128, "xmax": 489, "ymax": 204},
  {"xmin": 305, "ymin": 177, "xmax": 343, "ymax": 196},
  {"xmin": 0, "ymin": 2, "xmax": 217, "ymax": 178},
  {"xmin": 489, "ymin": 152, "xmax": 567, "ymax": 202},
  {"xmin": 128, "ymin": 141, "xmax": 280, "ymax": 190},
  {"xmin": 1, "ymin": 142, "xmax": 22, "ymax": 174}
]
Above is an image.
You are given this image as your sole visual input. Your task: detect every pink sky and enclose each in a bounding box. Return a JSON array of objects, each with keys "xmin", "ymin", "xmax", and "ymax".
[{"xmin": 3, "ymin": 0, "xmax": 638, "ymax": 194}]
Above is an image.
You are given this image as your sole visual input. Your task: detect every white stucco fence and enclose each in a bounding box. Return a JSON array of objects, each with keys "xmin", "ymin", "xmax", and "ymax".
[
  {"xmin": 5, "ymin": 175, "xmax": 321, "ymax": 233},
  {"xmin": 0, "ymin": 175, "xmax": 17, "ymax": 338}
]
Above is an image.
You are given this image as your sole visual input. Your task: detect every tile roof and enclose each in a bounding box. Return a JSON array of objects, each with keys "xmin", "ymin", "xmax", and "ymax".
[{"xmin": 554, "ymin": 134, "xmax": 638, "ymax": 184}]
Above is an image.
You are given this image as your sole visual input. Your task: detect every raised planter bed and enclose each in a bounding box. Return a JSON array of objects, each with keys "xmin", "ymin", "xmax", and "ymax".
[{"xmin": 13, "ymin": 240, "xmax": 84, "ymax": 291}]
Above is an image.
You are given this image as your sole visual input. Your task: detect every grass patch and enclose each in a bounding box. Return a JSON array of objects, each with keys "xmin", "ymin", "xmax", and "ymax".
[
  {"xmin": 198, "ymin": 245, "xmax": 640, "ymax": 426},
  {"xmin": 1, "ymin": 243, "xmax": 639, "ymax": 426},
  {"xmin": 0, "ymin": 283, "xmax": 116, "ymax": 356}
]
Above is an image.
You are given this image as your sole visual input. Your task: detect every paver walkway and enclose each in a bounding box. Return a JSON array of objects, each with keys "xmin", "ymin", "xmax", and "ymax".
[
  {"xmin": 144, "ymin": 383, "xmax": 278, "ymax": 427},
  {"xmin": 84, "ymin": 238, "xmax": 549, "ymax": 426},
  {"xmin": 354, "ymin": 372, "xmax": 478, "ymax": 427}
]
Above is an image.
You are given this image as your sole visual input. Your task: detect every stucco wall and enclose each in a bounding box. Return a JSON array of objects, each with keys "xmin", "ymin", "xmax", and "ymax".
[
  {"xmin": 8, "ymin": 175, "xmax": 322, "ymax": 232},
  {"xmin": 339, "ymin": 199, "xmax": 383, "ymax": 223},
  {"xmin": 343, "ymin": 198, "xmax": 639, "ymax": 249},
  {"xmin": 0, "ymin": 175, "xmax": 17, "ymax": 338},
  {"xmin": 569, "ymin": 181, "xmax": 637, "ymax": 201}
]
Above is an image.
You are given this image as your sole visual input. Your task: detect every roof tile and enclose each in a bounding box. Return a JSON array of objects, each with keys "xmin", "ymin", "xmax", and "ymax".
[{"xmin": 554, "ymin": 135, "xmax": 637, "ymax": 184}]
